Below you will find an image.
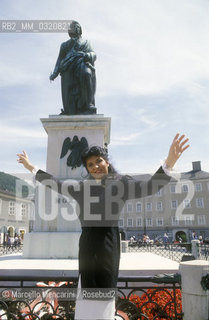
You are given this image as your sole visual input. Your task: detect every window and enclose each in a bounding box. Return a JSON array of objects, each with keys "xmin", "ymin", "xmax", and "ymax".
[
  {"xmin": 119, "ymin": 219, "xmax": 124, "ymax": 227},
  {"xmin": 146, "ymin": 218, "xmax": 152, "ymax": 226},
  {"xmin": 146, "ymin": 202, "xmax": 152, "ymax": 212},
  {"xmin": 136, "ymin": 217, "xmax": 143, "ymax": 227},
  {"xmin": 21, "ymin": 203, "xmax": 27, "ymax": 216},
  {"xmin": 127, "ymin": 203, "xmax": 133, "ymax": 213},
  {"xmin": 9, "ymin": 201, "xmax": 15, "ymax": 215},
  {"xmin": 156, "ymin": 187, "xmax": 162, "ymax": 196},
  {"xmin": 170, "ymin": 184, "xmax": 176, "ymax": 193},
  {"xmin": 207, "ymin": 182, "xmax": 209, "ymax": 191},
  {"xmin": 156, "ymin": 217, "xmax": 164, "ymax": 226},
  {"xmin": 171, "ymin": 216, "xmax": 179, "ymax": 226},
  {"xmin": 195, "ymin": 183, "xmax": 202, "ymax": 192},
  {"xmin": 182, "ymin": 184, "xmax": 189, "ymax": 193},
  {"xmin": 196, "ymin": 198, "xmax": 204, "ymax": 208},
  {"xmin": 127, "ymin": 218, "xmax": 133, "ymax": 227},
  {"xmin": 184, "ymin": 216, "xmax": 193, "ymax": 226},
  {"xmin": 0, "ymin": 199, "xmax": 2, "ymax": 214},
  {"xmin": 156, "ymin": 201, "xmax": 163, "ymax": 211},
  {"xmin": 171, "ymin": 200, "xmax": 178, "ymax": 209},
  {"xmin": 136, "ymin": 202, "xmax": 142, "ymax": 213},
  {"xmin": 184, "ymin": 199, "xmax": 191, "ymax": 209},
  {"xmin": 197, "ymin": 215, "xmax": 206, "ymax": 225}
]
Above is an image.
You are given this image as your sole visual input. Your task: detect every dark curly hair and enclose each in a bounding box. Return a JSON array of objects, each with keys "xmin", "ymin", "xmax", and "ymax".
[{"xmin": 81, "ymin": 146, "xmax": 117, "ymax": 174}]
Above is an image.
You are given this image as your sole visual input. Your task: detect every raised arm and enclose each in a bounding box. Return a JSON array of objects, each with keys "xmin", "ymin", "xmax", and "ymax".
[
  {"xmin": 122, "ymin": 133, "xmax": 190, "ymax": 200},
  {"xmin": 17, "ymin": 151, "xmax": 81, "ymax": 202},
  {"xmin": 164, "ymin": 133, "xmax": 189, "ymax": 169},
  {"xmin": 17, "ymin": 151, "xmax": 36, "ymax": 173}
]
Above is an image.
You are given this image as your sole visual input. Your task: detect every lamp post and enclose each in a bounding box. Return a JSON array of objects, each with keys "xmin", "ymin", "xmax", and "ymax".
[{"xmin": 143, "ymin": 207, "xmax": 146, "ymax": 236}]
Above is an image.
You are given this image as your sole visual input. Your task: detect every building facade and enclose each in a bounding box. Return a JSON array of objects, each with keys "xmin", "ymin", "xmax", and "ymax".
[
  {"xmin": 0, "ymin": 188, "xmax": 34, "ymax": 244},
  {"xmin": 119, "ymin": 161, "xmax": 209, "ymax": 242}
]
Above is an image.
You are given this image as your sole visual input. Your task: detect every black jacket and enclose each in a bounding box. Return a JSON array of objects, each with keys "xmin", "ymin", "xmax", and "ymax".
[
  {"xmin": 35, "ymin": 166, "xmax": 170, "ymax": 228},
  {"xmin": 35, "ymin": 167, "xmax": 170, "ymax": 288}
]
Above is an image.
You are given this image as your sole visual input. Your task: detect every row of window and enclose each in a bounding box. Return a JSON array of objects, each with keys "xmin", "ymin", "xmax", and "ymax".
[
  {"xmin": 127, "ymin": 202, "xmax": 162, "ymax": 213},
  {"xmin": 171, "ymin": 198, "xmax": 205, "ymax": 209},
  {"xmin": 126, "ymin": 182, "xmax": 206, "ymax": 199},
  {"xmin": 155, "ymin": 182, "xmax": 206, "ymax": 195},
  {"xmin": 5, "ymin": 197, "xmax": 205, "ymax": 216},
  {"xmin": 126, "ymin": 197, "xmax": 206, "ymax": 213},
  {"xmin": 8, "ymin": 202, "xmax": 28, "ymax": 216},
  {"xmin": 119, "ymin": 215, "xmax": 206, "ymax": 228},
  {"xmin": 170, "ymin": 182, "xmax": 206, "ymax": 193}
]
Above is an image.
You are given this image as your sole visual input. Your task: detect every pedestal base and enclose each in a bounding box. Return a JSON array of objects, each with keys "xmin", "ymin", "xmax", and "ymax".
[
  {"xmin": 0, "ymin": 252, "xmax": 179, "ymax": 278},
  {"xmin": 23, "ymin": 232, "xmax": 81, "ymax": 259}
]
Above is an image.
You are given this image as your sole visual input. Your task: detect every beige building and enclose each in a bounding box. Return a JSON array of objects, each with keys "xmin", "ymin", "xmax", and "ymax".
[
  {"xmin": 0, "ymin": 177, "xmax": 34, "ymax": 244},
  {"xmin": 119, "ymin": 161, "xmax": 209, "ymax": 242}
]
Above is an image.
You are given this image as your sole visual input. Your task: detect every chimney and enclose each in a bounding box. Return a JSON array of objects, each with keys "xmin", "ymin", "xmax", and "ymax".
[{"xmin": 192, "ymin": 161, "xmax": 201, "ymax": 171}]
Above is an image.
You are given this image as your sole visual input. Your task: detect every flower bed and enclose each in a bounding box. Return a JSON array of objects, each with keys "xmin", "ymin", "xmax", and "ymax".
[{"xmin": 117, "ymin": 288, "xmax": 182, "ymax": 320}]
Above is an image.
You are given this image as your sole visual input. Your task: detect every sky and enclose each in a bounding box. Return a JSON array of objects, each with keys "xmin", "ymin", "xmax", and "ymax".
[{"xmin": 1, "ymin": 0, "xmax": 209, "ymax": 175}]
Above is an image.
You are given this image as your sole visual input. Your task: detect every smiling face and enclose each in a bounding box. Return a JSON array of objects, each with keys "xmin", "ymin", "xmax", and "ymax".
[{"xmin": 86, "ymin": 155, "xmax": 109, "ymax": 179}]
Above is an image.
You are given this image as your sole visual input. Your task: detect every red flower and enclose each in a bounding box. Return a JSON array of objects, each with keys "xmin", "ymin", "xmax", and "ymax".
[{"xmin": 118, "ymin": 288, "xmax": 182, "ymax": 320}]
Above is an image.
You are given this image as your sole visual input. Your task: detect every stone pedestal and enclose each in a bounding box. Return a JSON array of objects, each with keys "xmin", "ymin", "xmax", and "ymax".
[
  {"xmin": 121, "ymin": 241, "xmax": 129, "ymax": 253},
  {"xmin": 23, "ymin": 232, "xmax": 81, "ymax": 259},
  {"xmin": 23, "ymin": 114, "xmax": 111, "ymax": 259},
  {"xmin": 180, "ymin": 260, "xmax": 209, "ymax": 320},
  {"xmin": 42, "ymin": 114, "xmax": 111, "ymax": 178}
]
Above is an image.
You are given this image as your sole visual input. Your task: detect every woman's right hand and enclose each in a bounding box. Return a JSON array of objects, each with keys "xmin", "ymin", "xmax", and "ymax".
[{"xmin": 17, "ymin": 151, "xmax": 35, "ymax": 172}]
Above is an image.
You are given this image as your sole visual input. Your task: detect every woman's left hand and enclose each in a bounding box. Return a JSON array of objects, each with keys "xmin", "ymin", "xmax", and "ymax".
[{"xmin": 165, "ymin": 133, "xmax": 190, "ymax": 169}]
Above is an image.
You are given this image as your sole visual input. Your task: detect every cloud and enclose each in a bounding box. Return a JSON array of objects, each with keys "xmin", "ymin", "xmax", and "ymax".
[{"xmin": 0, "ymin": 124, "xmax": 46, "ymax": 140}]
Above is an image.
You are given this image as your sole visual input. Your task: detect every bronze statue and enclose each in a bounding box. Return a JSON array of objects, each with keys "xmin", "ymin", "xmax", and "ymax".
[{"xmin": 50, "ymin": 21, "xmax": 96, "ymax": 115}]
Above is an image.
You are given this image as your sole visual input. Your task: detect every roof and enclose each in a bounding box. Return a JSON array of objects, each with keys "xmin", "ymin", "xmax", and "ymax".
[
  {"xmin": 181, "ymin": 170, "xmax": 209, "ymax": 180},
  {"xmin": 130, "ymin": 168, "xmax": 209, "ymax": 182},
  {"xmin": 0, "ymin": 188, "xmax": 16, "ymax": 197},
  {"xmin": 0, "ymin": 172, "xmax": 34, "ymax": 199}
]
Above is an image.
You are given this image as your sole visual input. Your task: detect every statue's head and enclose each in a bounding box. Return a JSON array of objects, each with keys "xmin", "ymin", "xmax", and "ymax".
[{"xmin": 68, "ymin": 20, "xmax": 82, "ymax": 38}]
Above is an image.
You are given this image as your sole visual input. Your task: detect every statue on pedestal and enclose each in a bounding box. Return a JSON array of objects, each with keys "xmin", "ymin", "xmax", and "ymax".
[{"xmin": 50, "ymin": 20, "xmax": 97, "ymax": 115}]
